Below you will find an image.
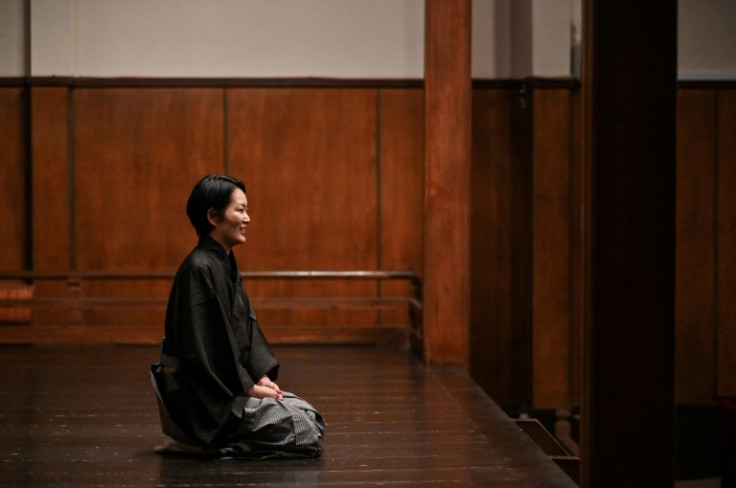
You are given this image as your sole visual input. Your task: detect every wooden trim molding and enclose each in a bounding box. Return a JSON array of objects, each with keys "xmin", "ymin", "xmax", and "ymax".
[
  {"xmin": 22, "ymin": 77, "xmax": 425, "ymax": 89},
  {"xmin": 2, "ymin": 77, "xmax": 734, "ymax": 90}
]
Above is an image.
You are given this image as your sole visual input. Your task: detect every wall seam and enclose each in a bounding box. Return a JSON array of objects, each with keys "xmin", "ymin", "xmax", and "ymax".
[
  {"xmin": 713, "ymin": 88, "xmax": 720, "ymax": 396},
  {"xmin": 375, "ymin": 88, "xmax": 383, "ymax": 327},
  {"xmin": 67, "ymin": 87, "xmax": 76, "ymax": 271},
  {"xmin": 223, "ymin": 88, "xmax": 229, "ymax": 174}
]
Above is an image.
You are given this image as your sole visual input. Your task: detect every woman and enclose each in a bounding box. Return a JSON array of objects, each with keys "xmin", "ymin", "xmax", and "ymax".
[{"xmin": 151, "ymin": 174, "xmax": 324, "ymax": 458}]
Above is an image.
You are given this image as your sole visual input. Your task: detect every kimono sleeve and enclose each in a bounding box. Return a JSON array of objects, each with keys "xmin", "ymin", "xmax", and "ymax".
[
  {"xmin": 165, "ymin": 264, "xmax": 255, "ymax": 444},
  {"xmin": 243, "ymin": 304, "xmax": 280, "ymax": 382}
]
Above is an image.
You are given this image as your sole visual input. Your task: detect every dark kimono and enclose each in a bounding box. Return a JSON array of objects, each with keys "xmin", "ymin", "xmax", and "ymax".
[{"xmin": 151, "ymin": 235, "xmax": 324, "ymax": 458}]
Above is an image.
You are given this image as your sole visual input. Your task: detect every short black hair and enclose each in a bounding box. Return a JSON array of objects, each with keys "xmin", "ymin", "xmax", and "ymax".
[{"xmin": 186, "ymin": 174, "xmax": 246, "ymax": 236}]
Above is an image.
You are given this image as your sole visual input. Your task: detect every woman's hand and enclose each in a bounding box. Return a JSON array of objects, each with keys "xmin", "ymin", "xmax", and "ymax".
[
  {"xmin": 247, "ymin": 375, "xmax": 283, "ymax": 400},
  {"xmin": 257, "ymin": 375, "xmax": 282, "ymax": 394}
]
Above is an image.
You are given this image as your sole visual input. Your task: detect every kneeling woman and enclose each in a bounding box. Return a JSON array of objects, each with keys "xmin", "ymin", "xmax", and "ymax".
[{"xmin": 151, "ymin": 174, "xmax": 324, "ymax": 458}]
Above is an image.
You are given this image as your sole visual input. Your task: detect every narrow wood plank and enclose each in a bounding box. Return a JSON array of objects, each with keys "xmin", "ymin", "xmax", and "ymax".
[
  {"xmin": 676, "ymin": 89, "xmax": 717, "ymax": 404},
  {"xmin": 30, "ymin": 87, "xmax": 73, "ymax": 328},
  {"xmin": 0, "ymin": 88, "xmax": 27, "ymax": 273},
  {"xmin": 31, "ymin": 87, "xmax": 70, "ymax": 272},
  {"xmin": 531, "ymin": 89, "xmax": 572, "ymax": 408},
  {"xmin": 378, "ymin": 88, "xmax": 424, "ymax": 328},
  {"xmin": 717, "ymin": 89, "xmax": 736, "ymax": 397},
  {"xmin": 424, "ymin": 0, "xmax": 472, "ymax": 366},
  {"xmin": 470, "ymin": 88, "xmax": 530, "ymax": 410},
  {"xmin": 568, "ymin": 88, "xmax": 584, "ymax": 408}
]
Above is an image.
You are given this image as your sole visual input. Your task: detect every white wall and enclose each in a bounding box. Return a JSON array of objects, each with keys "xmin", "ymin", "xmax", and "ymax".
[
  {"xmin": 531, "ymin": 0, "xmax": 575, "ymax": 77},
  {"xmin": 30, "ymin": 0, "xmax": 74, "ymax": 76},
  {"xmin": 8, "ymin": 0, "xmax": 575, "ymax": 78},
  {"xmin": 0, "ymin": 0, "xmax": 733, "ymax": 79},
  {"xmin": 679, "ymin": 0, "xmax": 736, "ymax": 79},
  {"xmin": 28, "ymin": 0, "xmax": 426, "ymax": 78},
  {"xmin": 0, "ymin": 0, "xmax": 26, "ymax": 76}
]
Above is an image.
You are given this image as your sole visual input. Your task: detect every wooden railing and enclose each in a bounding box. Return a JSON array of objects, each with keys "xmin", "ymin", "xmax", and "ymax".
[{"xmin": 0, "ymin": 270, "xmax": 423, "ymax": 349}]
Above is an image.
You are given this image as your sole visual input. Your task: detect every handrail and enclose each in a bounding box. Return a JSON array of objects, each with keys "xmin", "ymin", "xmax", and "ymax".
[
  {"xmin": 0, "ymin": 269, "xmax": 423, "ymax": 350},
  {"xmin": 0, "ymin": 269, "xmax": 420, "ymax": 284},
  {"xmin": 0, "ymin": 269, "xmax": 423, "ymax": 311}
]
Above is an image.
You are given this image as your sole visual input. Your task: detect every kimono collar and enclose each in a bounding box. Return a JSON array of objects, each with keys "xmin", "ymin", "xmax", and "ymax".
[
  {"xmin": 197, "ymin": 233, "xmax": 230, "ymax": 258},
  {"xmin": 197, "ymin": 234, "xmax": 240, "ymax": 282}
]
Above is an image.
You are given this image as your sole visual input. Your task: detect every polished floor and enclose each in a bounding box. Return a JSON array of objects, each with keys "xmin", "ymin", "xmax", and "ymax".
[{"xmin": 0, "ymin": 344, "xmax": 575, "ymax": 487}]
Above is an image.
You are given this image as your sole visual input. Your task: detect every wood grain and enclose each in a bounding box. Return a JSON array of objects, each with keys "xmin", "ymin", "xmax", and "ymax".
[
  {"xmin": 0, "ymin": 345, "xmax": 577, "ymax": 487},
  {"xmin": 378, "ymin": 88, "xmax": 424, "ymax": 327},
  {"xmin": 73, "ymin": 88, "xmax": 224, "ymax": 270},
  {"xmin": 470, "ymin": 88, "xmax": 530, "ymax": 410},
  {"xmin": 424, "ymin": 0, "xmax": 472, "ymax": 366},
  {"xmin": 717, "ymin": 89, "xmax": 736, "ymax": 398},
  {"xmin": 29, "ymin": 87, "xmax": 73, "ymax": 327},
  {"xmin": 676, "ymin": 89, "xmax": 717, "ymax": 404},
  {"xmin": 532, "ymin": 89, "xmax": 572, "ymax": 408},
  {"xmin": 581, "ymin": 1, "xmax": 677, "ymax": 485},
  {"xmin": 31, "ymin": 87, "xmax": 70, "ymax": 272},
  {"xmin": 568, "ymin": 88, "xmax": 583, "ymax": 408},
  {"xmin": 0, "ymin": 88, "xmax": 28, "ymax": 272},
  {"xmin": 226, "ymin": 88, "xmax": 379, "ymax": 328},
  {"xmin": 72, "ymin": 88, "xmax": 224, "ymax": 327}
]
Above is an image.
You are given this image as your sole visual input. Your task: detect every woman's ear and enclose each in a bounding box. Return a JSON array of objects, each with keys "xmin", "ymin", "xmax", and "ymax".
[{"xmin": 206, "ymin": 207, "xmax": 219, "ymax": 227}]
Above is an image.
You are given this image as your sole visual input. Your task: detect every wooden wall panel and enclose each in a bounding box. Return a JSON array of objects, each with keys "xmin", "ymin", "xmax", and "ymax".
[
  {"xmin": 226, "ymin": 88, "xmax": 379, "ymax": 330},
  {"xmin": 717, "ymin": 89, "xmax": 736, "ymax": 397},
  {"xmin": 470, "ymin": 88, "xmax": 530, "ymax": 410},
  {"xmin": 74, "ymin": 88, "xmax": 224, "ymax": 271},
  {"xmin": 31, "ymin": 88, "xmax": 70, "ymax": 272},
  {"xmin": 378, "ymin": 88, "xmax": 424, "ymax": 326},
  {"xmin": 72, "ymin": 88, "xmax": 225, "ymax": 327},
  {"xmin": 0, "ymin": 88, "xmax": 28, "ymax": 272},
  {"xmin": 531, "ymin": 89, "xmax": 572, "ymax": 408},
  {"xmin": 4, "ymin": 78, "xmax": 730, "ymax": 393},
  {"xmin": 569, "ymin": 88, "xmax": 583, "ymax": 407},
  {"xmin": 675, "ymin": 89, "xmax": 717, "ymax": 404},
  {"xmin": 29, "ymin": 87, "xmax": 72, "ymax": 327}
]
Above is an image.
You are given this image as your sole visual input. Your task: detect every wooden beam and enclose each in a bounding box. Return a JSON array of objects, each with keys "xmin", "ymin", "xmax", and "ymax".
[
  {"xmin": 581, "ymin": 0, "xmax": 677, "ymax": 486},
  {"xmin": 423, "ymin": 0, "xmax": 471, "ymax": 366}
]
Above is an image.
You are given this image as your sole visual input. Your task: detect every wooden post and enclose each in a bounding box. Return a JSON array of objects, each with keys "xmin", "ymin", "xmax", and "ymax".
[
  {"xmin": 423, "ymin": 0, "xmax": 471, "ymax": 366},
  {"xmin": 581, "ymin": 0, "xmax": 677, "ymax": 486}
]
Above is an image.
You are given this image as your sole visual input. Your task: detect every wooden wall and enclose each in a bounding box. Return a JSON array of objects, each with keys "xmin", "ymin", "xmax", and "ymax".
[
  {"xmin": 1, "ymin": 79, "xmax": 735, "ymax": 406},
  {"xmin": 468, "ymin": 83, "xmax": 584, "ymax": 411},
  {"xmin": 521, "ymin": 82, "xmax": 736, "ymax": 410},
  {"xmin": 0, "ymin": 82, "xmax": 424, "ymax": 344},
  {"xmin": 530, "ymin": 87, "xmax": 582, "ymax": 410},
  {"xmin": 469, "ymin": 84, "xmax": 531, "ymax": 410},
  {"xmin": 0, "ymin": 87, "xmax": 27, "ymax": 273},
  {"xmin": 676, "ymin": 86, "xmax": 736, "ymax": 402}
]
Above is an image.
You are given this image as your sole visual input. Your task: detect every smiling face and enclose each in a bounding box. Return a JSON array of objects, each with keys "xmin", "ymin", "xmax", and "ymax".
[{"xmin": 208, "ymin": 187, "xmax": 250, "ymax": 254}]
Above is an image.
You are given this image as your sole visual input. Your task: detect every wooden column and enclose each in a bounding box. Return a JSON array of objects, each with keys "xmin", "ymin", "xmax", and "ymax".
[
  {"xmin": 423, "ymin": 0, "xmax": 471, "ymax": 366},
  {"xmin": 581, "ymin": 1, "xmax": 677, "ymax": 486}
]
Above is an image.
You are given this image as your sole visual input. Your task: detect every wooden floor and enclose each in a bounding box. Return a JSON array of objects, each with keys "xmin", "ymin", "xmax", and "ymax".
[{"xmin": 0, "ymin": 345, "xmax": 576, "ymax": 487}]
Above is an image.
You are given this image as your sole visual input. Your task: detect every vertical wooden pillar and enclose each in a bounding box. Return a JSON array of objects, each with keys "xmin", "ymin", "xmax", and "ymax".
[
  {"xmin": 423, "ymin": 0, "xmax": 471, "ymax": 366},
  {"xmin": 581, "ymin": 1, "xmax": 677, "ymax": 486}
]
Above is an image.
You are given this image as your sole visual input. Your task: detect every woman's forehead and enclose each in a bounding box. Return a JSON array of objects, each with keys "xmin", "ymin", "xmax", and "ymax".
[{"xmin": 230, "ymin": 187, "xmax": 247, "ymax": 205}]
